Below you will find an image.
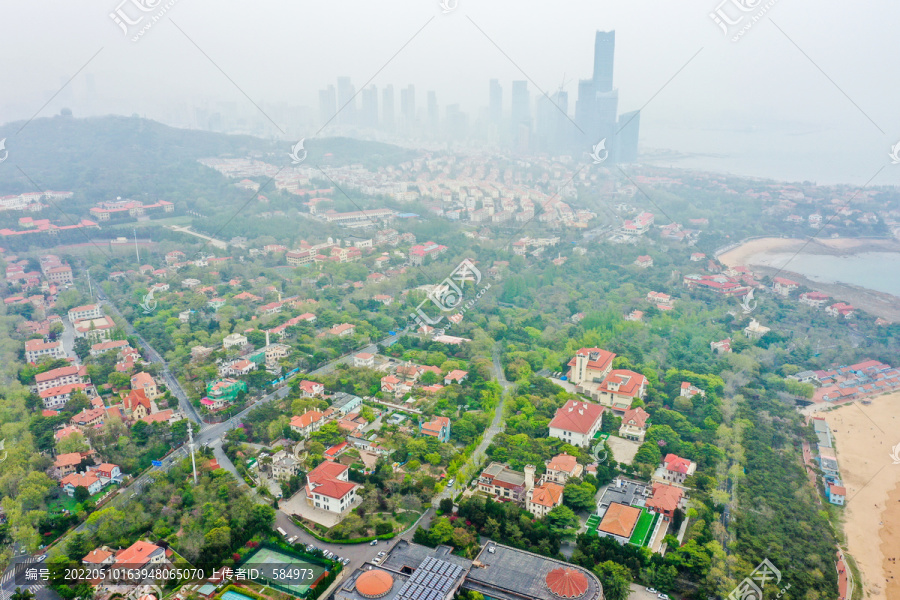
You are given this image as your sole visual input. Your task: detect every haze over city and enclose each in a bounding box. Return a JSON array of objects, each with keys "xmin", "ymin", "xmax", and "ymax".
[
  {"xmin": 1, "ymin": 4, "xmax": 900, "ymax": 600},
  {"xmin": 2, "ymin": 0, "xmax": 900, "ymax": 183}
]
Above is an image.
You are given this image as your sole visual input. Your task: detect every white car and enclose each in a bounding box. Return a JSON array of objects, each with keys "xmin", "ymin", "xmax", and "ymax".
[
  {"xmin": 646, "ymin": 589, "xmax": 657, "ymax": 594},
  {"xmin": 377, "ymin": 551, "xmax": 386, "ymax": 557},
  {"xmin": 370, "ymin": 540, "xmax": 378, "ymax": 546},
  {"xmin": 657, "ymin": 594, "xmax": 669, "ymax": 600}
]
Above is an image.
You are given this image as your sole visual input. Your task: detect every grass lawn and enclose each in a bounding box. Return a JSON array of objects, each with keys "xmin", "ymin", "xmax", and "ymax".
[
  {"xmin": 585, "ymin": 515, "xmax": 601, "ymax": 533},
  {"xmin": 628, "ymin": 509, "xmax": 658, "ymax": 547},
  {"xmin": 48, "ymin": 485, "xmax": 119, "ymax": 513},
  {"xmin": 392, "ymin": 510, "xmax": 422, "ymax": 529}
]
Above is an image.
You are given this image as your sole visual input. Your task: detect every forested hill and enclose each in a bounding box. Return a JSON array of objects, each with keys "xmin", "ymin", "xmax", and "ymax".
[{"xmin": 0, "ymin": 113, "xmax": 414, "ymax": 201}]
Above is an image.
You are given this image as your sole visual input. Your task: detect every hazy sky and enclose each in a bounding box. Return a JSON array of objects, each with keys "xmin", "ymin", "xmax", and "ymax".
[{"xmin": 2, "ymin": 0, "xmax": 899, "ymax": 184}]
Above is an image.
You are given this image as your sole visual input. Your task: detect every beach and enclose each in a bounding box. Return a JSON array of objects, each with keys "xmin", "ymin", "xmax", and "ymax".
[
  {"xmin": 824, "ymin": 392, "xmax": 900, "ymax": 600},
  {"xmin": 718, "ymin": 237, "xmax": 900, "ymax": 321}
]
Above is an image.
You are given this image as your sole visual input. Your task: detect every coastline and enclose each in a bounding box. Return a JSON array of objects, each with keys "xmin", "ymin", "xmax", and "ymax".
[
  {"xmin": 824, "ymin": 393, "xmax": 900, "ymax": 600},
  {"xmin": 718, "ymin": 237, "xmax": 900, "ymax": 322}
]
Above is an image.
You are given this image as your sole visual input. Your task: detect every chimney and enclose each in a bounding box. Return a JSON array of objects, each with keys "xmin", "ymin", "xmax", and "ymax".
[{"xmin": 266, "ymin": 330, "xmax": 270, "ymax": 346}]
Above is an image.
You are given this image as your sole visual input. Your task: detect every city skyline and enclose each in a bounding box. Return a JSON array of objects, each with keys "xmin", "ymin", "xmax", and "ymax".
[{"xmin": 306, "ymin": 31, "xmax": 639, "ymax": 161}]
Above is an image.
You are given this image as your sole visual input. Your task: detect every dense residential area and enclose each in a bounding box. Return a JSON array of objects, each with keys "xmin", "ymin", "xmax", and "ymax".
[{"xmin": 3, "ymin": 44, "xmax": 900, "ymax": 600}]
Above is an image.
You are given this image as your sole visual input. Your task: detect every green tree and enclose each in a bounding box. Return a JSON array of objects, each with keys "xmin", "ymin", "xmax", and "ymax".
[
  {"xmin": 545, "ymin": 505, "xmax": 580, "ymax": 538},
  {"xmin": 563, "ymin": 480, "xmax": 597, "ymax": 511},
  {"xmin": 73, "ymin": 486, "xmax": 91, "ymax": 504},
  {"xmin": 66, "ymin": 533, "xmax": 91, "ymax": 561},
  {"xmin": 594, "ymin": 561, "xmax": 633, "ymax": 600},
  {"xmin": 73, "ymin": 338, "xmax": 90, "ymax": 360},
  {"xmin": 439, "ymin": 498, "xmax": 454, "ymax": 514}
]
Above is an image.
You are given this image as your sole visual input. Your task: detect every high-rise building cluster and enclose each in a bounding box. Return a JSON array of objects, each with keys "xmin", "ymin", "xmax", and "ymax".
[{"xmin": 313, "ymin": 31, "xmax": 638, "ymax": 161}]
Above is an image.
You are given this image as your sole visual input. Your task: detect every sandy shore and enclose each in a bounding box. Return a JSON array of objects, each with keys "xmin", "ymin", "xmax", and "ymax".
[
  {"xmin": 883, "ymin": 483, "xmax": 900, "ymax": 600},
  {"xmin": 825, "ymin": 392, "xmax": 900, "ymax": 600},
  {"xmin": 718, "ymin": 237, "xmax": 900, "ymax": 321}
]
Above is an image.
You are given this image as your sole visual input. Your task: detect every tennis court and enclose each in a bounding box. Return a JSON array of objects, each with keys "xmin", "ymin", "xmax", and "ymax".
[
  {"xmin": 628, "ymin": 509, "xmax": 658, "ymax": 547},
  {"xmin": 241, "ymin": 546, "xmax": 329, "ymax": 597}
]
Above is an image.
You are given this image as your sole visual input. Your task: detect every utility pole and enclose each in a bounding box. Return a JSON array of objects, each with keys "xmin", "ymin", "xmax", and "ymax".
[
  {"xmin": 87, "ymin": 270, "xmax": 94, "ymax": 301},
  {"xmin": 188, "ymin": 421, "xmax": 198, "ymax": 485}
]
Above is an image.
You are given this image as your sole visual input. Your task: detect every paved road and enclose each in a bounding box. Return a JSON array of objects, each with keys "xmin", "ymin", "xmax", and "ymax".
[
  {"xmin": 96, "ymin": 289, "xmax": 202, "ymax": 424},
  {"xmin": 0, "ymin": 556, "xmax": 57, "ymax": 600},
  {"xmin": 60, "ymin": 319, "xmax": 76, "ymax": 361},
  {"xmin": 434, "ymin": 345, "xmax": 512, "ymax": 503},
  {"xmin": 272, "ymin": 508, "xmax": 433, "ymax": 574}
]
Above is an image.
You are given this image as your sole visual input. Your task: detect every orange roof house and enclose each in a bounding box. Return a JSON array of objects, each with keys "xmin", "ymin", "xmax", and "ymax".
[{"xmin": 597, "ymin": 502, "xmax": 641, "ymax": 540}]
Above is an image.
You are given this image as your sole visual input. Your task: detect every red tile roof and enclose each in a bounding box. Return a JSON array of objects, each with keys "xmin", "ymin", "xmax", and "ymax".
[
  {"xmin": 646, "ymin": 483, "xmax": 684, "ymax": 513},
  {"xmin": 549, "ymin": 400, "xmax": 604, "ymax": 434},
  {"xmin": 621, "ymin": 407, "xmax": 650, "ymax": 429},
  {"xmin": 567, "ymin": 347, "xmax": 616, "ymax": 372}
]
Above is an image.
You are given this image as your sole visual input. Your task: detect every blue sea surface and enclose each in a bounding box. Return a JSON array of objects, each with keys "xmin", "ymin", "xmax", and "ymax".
[{"xmin": 762, "ymin": 252, "xmax": 900, "ymax": 297}]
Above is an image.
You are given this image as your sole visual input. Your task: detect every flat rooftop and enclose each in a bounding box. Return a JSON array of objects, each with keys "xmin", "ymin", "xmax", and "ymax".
[
  {"xmin": 380, "ymin": 540, "xmax": 472, "ymax": 573},
  {"xmin": 597, "ymin": 477, "xmax": 649, "ymax": 510},
  {"xmin": 463, "ymin": 542, "xmax": 602, "ymax": 600}
]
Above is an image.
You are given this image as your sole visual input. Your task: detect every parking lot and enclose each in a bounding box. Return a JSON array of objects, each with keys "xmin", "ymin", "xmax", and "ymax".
[{"xmin": 630, "ymin": 583, "xmax": 675, "ymax": 600}]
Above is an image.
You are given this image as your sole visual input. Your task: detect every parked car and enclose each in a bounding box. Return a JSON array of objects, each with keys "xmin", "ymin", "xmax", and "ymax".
[
  {"xmin": 36, "ymin": 554, "xmax": 47, "ymax": 561},
  {"xmin": 657, "ymin": 594, "xmax": 670, "ymax": 600},
  {"xmin": 446, "ymin": 479, "xmax": 455, "ymax": 486},
  {"xmin": 370, "ymin": 540, "xmax": 378, "ymax": 546},
  {"xmin": 647, "ymin": 589, "xmax": 657, "ymax": 594},
  {"xmin": 342, "ymin": 558, "xmax": 350, "ymax": 565},
  {"xmin": 377, "ymin": 551, "xmax": 386, "ymax": 557}
]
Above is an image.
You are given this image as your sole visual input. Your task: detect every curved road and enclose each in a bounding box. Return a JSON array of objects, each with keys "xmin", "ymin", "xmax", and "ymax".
[{"xmin": 435, "ymin": 345, "xmax": 512, "ymax": 503}]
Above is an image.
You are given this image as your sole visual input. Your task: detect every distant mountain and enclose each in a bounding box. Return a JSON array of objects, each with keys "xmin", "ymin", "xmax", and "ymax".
[{"xmin": 0, "ymin": 114, "xmax": 414, "ymax": 202}]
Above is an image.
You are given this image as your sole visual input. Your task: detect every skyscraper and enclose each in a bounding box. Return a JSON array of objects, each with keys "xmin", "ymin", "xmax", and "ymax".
[
  {"xmin": 382, "ymin": 85, "xmax": 395, "ymax": 131},
  {"xmin": 446, "ymin": 104, "xmax": 468, "ymax": 141},
  {"xmin": 336, "ymin": 77, "xmax": 356, "ymax": 126},
  {"xmin": 573, "ymin": 30, "xmax": 638, "ymax": 163},
  {"xmin": 593, "ymin": 30, "xmax": 616, "ymax": 93},
  {"xmin": 361, "ymin": 85, "xmax": 379, "ymax": 128},
  {"xmin": 616, "ymin": 110, "xmax": 640, "ymax": 163},
  {"xmin": 427, "ymin": 90, "xmax": 439, "ymax": 135},
  {"xmin": 489, "ymin": 79, "xmax": 503, "ymax": 126},
  {"xmin": 318, "ymin": 85, "xmax": 336, "ymax": 126},
  {"xmin": 511, "ymin": 80, "xmax": 531, "ymax": 149}
]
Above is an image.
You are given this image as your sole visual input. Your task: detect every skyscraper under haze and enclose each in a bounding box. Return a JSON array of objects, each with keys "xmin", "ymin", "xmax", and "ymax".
[
  {"xmin": 361, "ymin": 85, "xmax": 379, "ymax": 128},
  {"xmin": 336, "ymin": 77, "xmax": 356, "ymax": 126},
  {"xmin": 593, "ymin": 30, "xmax": 615, "ymax": 93},
  {"xmin": 489, "ymin": 79, "xmax": 503, "ymax": 126},
  {"xmin": 427, "ymin": 90, "xmax": 439, "ymax": 135},
  {"xmin": 318, "ymin": 85, "xmax": 336, "ymax": 126},
  {"xmin": 511, "ymin": 80, "xmax": 531, "ymax": 149},
  {"xmin": 382, "ymin": 85, "xmax": 395, "ymax": 131},
  {"xmin": 573, "ymin": 30, "xmax": 639, "ymax": 163}
]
